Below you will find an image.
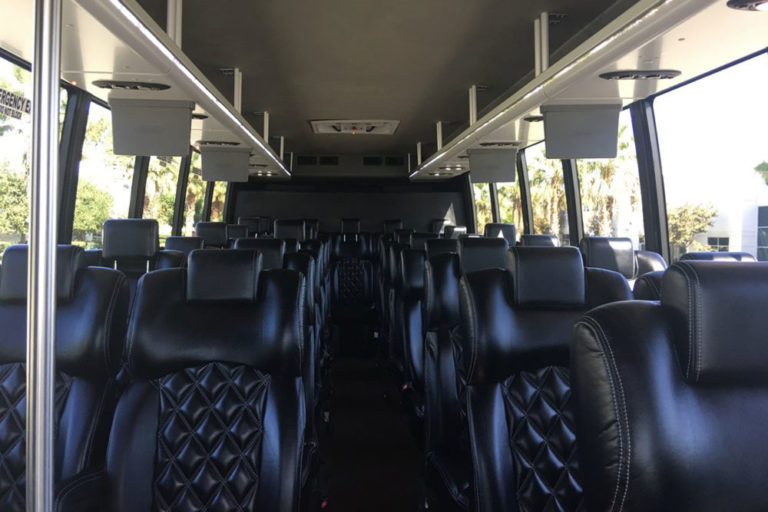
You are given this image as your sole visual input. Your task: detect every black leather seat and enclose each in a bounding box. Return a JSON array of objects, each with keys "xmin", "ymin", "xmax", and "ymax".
[
  {"xmin": 105, "ymin": 249, "xmax": 306, "ymax": 511},
  {"xmin": 237, "ymin": 216, "xmax": 263, "ymax": 236},
  {"xmin": 519, "ymin": 233, "xmax": 560, "ymax": 247},
  {"xmin": 274, "ymin": 219, "xmax": 307, "ymax": 242},
  {"xmin": 483, "ymin": 223, "xmax": 516, "ymax": 244},
  {"xmin": 195, "ymin": 221, "xmax": 228, "ymax": 248},
  {"xmin": 395, "ymin": 229, "xmax": 414, "ymax": 246},
  {"xmin": 573, "ymin": 260, "xmax": 768, "ymax": 511},
  {"xmin": 459, "ymin": 237, "xmax": 509, "ymax": 272},
  {"xmin": 444, "ymin": 225, "xmax": 467, "ymax": 239},
  {"xmin": 430, "ymin": 218, "xmax": 448, "ymax": 236},
  {"xmin": 458, "ymin": 247, "xmax": 632, "ymax": 512},
  {"xmin": 398, "ymin": 248, "xmax": 427, "ymax": 425},
  {"xmin": 426, "ymin": 239, "xmax": 459, "ymax": 259},
  {"xmin": 680, "ymin": 251, "xmax": 756, "ymax": 261},
  {"xmin": 234, "ymin": 238, "xmax": 286, "ymax": 270},
  {"xmin": 0, "ymin": 245, "xmax": 129, "ymax": 511},
  {"xmin": 580, "ymin": 236, "xmax": 636, "ymax": 280},
  {"xmin": 384, "ymin": 219, "xmax": 403, "ymax": 234},
  {"xmin": 635, "ymin": 249, "xmax": 667, "ymax": 275},
  {"xmin": 332, "ymin": 233, "xmax": 374, "ymax": 322},
  {"xmin": 164, "ymin": 236, "xmax": 204, "ymax": 256},
  {"xmin": 341, "ymin": 218, "xmax": 361, "ymax": 233},
  {"xmin": 304, "ymin": 218, "xmax": 320, "ymax": 239},
  {"xmin": 226, "ymin": 224, "xmax": 249, "ymax": 245},
  {"xmin": 632, "ymin": 269, "xmax": 665, "ymax": 300},
  {"xmin": 411, "ymin": 232, "xmax": 435, "ymax": 251},
  {"xmin": 100, "ymin": 219, "xmax": 185, "ymax": 300}
]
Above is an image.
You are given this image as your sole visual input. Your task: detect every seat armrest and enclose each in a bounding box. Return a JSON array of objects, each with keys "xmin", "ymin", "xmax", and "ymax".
[{"xmin": 55, "ymin": 470, "xmax": 106, "ymax": 512}]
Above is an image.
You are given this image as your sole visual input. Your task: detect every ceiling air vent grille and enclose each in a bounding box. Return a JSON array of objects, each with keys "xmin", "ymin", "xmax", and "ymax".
[
  {"xmin": 363, "ymin": 156, "xmax": 383, "ymax": 166},
  {"xmin": 296, "ymin": 155, "xmax": 317, "ymax": 166},
  {"xmin": 385, "ymin": 156, "xmax": 405, "ymax": 166},
  {"xmin": 310, "ymin": 119, "xmax": 400, "ymax": 135},
  {"xmin": 92, "ymin": 80, "xmax": 170, "ymax": 91},
  {"xmin": 479, "ymin": 142, "xmax": 520, "ymax": 147},
  {"xmin": 318, "ymin": 156, "xmax": 339, "ymax": 166},
  {"xmin": 599, "ymin": 69, "xmax": 681, "ymax": 81}
]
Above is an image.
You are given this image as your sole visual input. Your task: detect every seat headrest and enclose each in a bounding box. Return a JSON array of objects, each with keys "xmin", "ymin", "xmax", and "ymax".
[
  {"xmin": 662, "ymin": 261, "xmax": 768, "ymax": 385},
  {"xmin": 400, "ymin": 249, "xmax": 426, "ymax": 300},
  {"xmin": 508, "ymin": 246, "xmax": 585, "ymax": 306},
  {"xmin": 484, "ymin": 223, "xmax": 517, "ymax": 244},
  {"xmin": 426, "ymin": 239, "xmax": 459, "ymax": 259},
  {"xmin": 227, "ymin": 224, "xmax": 248, "ymax": 239},
  {"xmin": 283, "ymin": 238, "xmax": 299, "ymax": 254},
  {"xmin": 430, "ymin": 218, "xmax": 447, "ymax": 235},
  {"xmin": 395, "ymin": 229, "xmax": 414, "ymax": 245},
  {"xmin": 341, "ymin": 218, "xmax": 361, "ymax": 233},
  {"xmin": 633, "ymin": 269, "xmax": 664, "ymax": 301},
  {"xmin": 102, "ymin": 219, "xmax": 159, "ymax": 260},
  {"xmin": 234, "ymin": 238, "xmax": 285, "ymax": 269},
  {"xmin": 384, "ymin": 219, "xmax": 403, "ymax": 233},
  {"xmin": 423, "ymin": 253, "xmax": 462, "ymax": 329},
  {"xmin": 635, "ymin": 249, "xmax": 668, "ymax": 275},
  {"xmin": 579, "ymin": 236, "xmax": 635, "ymax": 279},
  {"xmin": 186, "ymin": 249, "xmax": 263, "ymax": 302},
  {"xmin": 195, "ymin": 221, "xmax": 228, "ymax": 247},
  {"xmin": 0, "ymin": 245, "xmax": 86, "ymax": 302},
  {"xmin": 458, "ymin": 268, "xmax": 579, "ymax": 384},
  {"xmin": 460, "ymin": 237, "xmax": 509, "ymax": 273},
  {"xmin": 411, "ymin": 233, "xmax": 435, "ymax": 252},
  {"xmin": 679, "ymin": 251, "xmax": 756, "ymax": 262},
  {"xmin": 129, "ymin": 267, "xmax": 304, "ymax": 379},
  {"xmin": 274, "ymin": 219, "xmax": 306, "ymax": 241},
  {"xmin": 444, "ymin": 225, "xmax": 467, "ymax": 239},
  {"xmin": 300, "ymin": 239, "xmax": 322, "ymax": 256},
  {"xmin": 519, "ymin": 234, "xmax": 560, "ymax": 247},
  {"xmin": 304, "ymin": 218, "xmax": 320, "ymax": 238},
  {"xmin": 237, "ymin": 216, "xmax": 262, "ymax": 235},
  {"xmin": 164, "ymin": 236, "xmax": 204, "ymax": 256}
]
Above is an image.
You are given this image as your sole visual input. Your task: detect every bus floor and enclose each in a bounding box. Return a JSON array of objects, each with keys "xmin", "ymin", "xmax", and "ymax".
[{"xmin": 322, "ymin": 353, "xmax": 423, "ymax": 511}]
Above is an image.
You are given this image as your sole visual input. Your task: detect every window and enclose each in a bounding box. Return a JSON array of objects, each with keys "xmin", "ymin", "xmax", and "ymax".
[
  {"xmin": 209, "ymin": 181, "xmax": 228, "ymax": 222},
  {"xmin": 0, "ymin": 58, "xmax": 32, "ymax": 256},
  {"xmin": 654, "ymin": 53, "xmax": 768, "ymax": 261},
  {"xmin": 144, "ymin": 156, "xmax": 181, "ymax": 244},
  {"xmin": 473, "ymin": 182, "xmax": 492, "ymax": 234},
  {"xmin": 758, "ymin": 207, "xmax": 768, "ymax": 261},
  {"xmin": 496, "ymin": 181, "xmax": 523, "ymax": 233},
  {"xmin": 576, "ymin": 109, "xmax": 644, "ymax": 248},
  {"xmin": 707, "ymin": 237, "xmax": 730, "ymax": 252},
  {"xmin": 72, "ymin": 102, "xmax": 135, "ymax": 249},
  {"xmin": 525, "ymin": 142, "xmax": 569, "ymax": 243},
  {"xmin": 182, "ymin": 151, "xmax": 205, "ymax": 236}
]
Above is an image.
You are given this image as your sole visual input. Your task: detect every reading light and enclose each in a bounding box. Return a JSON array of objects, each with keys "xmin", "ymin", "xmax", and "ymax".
[
  {"xmin": 106, "ymin": 0, "xmax": 290, "ymax": 176},
  {"xmin": 726, "ymin": 0, "xmax": 768, "ymax": 10}
]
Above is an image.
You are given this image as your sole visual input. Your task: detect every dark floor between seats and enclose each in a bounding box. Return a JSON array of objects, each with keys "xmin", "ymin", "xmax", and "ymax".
[{"xmin": 324, "ymin": 356, "xmax": 423, "ymax": 512}]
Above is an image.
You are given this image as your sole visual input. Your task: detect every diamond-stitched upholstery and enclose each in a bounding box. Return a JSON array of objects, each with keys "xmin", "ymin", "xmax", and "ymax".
[
  {"xmin": 0, "ymin": 363, "xmax": 72, "ymax": 512},
  {"xmin": 502, "ymin": 366, "xmax": 583, "ymax": 512},
  {"xmin": 335, "ymin": 258, "xmax": 370, "ymax": 304},
  {"xmin": 153, "ymin": 363, "xmax": 269, "ymax": 511}
]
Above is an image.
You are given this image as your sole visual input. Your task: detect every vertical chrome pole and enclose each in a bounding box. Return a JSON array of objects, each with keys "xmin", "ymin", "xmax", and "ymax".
[
  {"xmin": 28, "ymin": 0, "xmax": 61, "ymax": 510},
  {"xmin": 468, "ymin": 85, "xmax": 477, "ymax": 125},
  {"xmin": 233, "ymin": 67, "xmax": 242, "ymax": 113},
  {"xmin": 436, "ymin": 121, "xmax": 443, "ymax": 151},
  {"xmin": 262, "ymin": 111, "xmax": 270, "ymax": 142},
  {"xmin": 416, "ymin": 142, "xmax": 422, "ymax": 165},
  {"xmin": 167, "ymin": 0, "xmax": 183, "ymax": 47},
  {"xmin": 539, "ymin": 12, "xmax": 549, "ymax": 72},
  {"xmin": 534, "ymin": 18, "xmax": 542, "ymax": 77}
]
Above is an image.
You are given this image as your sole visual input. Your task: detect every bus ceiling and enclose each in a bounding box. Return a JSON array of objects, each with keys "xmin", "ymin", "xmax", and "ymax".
[{"xmin": 1, "ymin": 0, "xmax": 767, "ymax": 181}]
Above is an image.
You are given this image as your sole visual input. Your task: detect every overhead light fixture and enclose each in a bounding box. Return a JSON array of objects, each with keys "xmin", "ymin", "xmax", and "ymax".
[
  {"xmin": 92, "ymin": 79, "xmax": 170, "ymax": 91},
  {"xmin": 191, "ymin": 113, "xmax": 208, "ymax": 120},
  {"xmin": 523, "ymin": 115, "xmax": 544, "ymax": 123},
  {"xmin": 105, "ymin": 0, "xmax": 289, "ymax": 175},
  {"xmin": 726, "ymin": 0, "xmax": 768, "ymax": 11},
  {"xmin": 599, "ymin": 69, "xmax": 681, "ymax": 80}
]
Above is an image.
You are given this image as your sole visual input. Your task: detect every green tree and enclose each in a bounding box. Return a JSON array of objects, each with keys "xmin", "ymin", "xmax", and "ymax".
[
  {"xmin": 0, "ymin": 168, "xmax": 29, "ymax": 241},
  {"xmin": 473, "ymin": 183, "xmax": 492, "ymax": 232},
  {"xmin": 667, "ymin": 203, "xmax": 718, "ymax": 259},
  {"xmin": 72, "ymin": 180, "xmax": 113, "ymax": 243},
  {"xmin": 755, "ymin": 161, "xmax": 768, "ymax": 186}
]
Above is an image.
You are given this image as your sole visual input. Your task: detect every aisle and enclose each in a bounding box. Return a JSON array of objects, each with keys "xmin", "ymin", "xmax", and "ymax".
[{"xmin": 324, "ymin": 357, "xmax": 423, "ymax": 511}]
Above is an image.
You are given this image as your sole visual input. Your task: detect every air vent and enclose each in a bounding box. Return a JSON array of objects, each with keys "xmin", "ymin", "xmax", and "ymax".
[
  {"xmin": 192, "ymin": 113, "xmax": 208, "ymax": 120},
  {"xmin": 363, "ymin": 156, "xmax": 383, "ymax": 166},
  {"xmin": 310, "ymin": 119, "xmax": 400, "ymax": 135},
  {"xmin": 197, "ymin": 140, "xmax": 240, "ymax": 146},
  {"xmin": 297, "ymin": 155, "xmax": 317, "ymax": 166},
  {"xmin": 599, "ymin": 69, "xmax": 681, "ymax": 81},
  {"xmin": 318, "ymin": 156, "xmax": 339, "ymax": 166},
  {"xmin": 385, "ymin": 156, "xmax": 405, "ymax": 166},
  {"xmin": 727, "ymin": 0, "xmax": 768, "ymax": 10},
  {"xmin": 479, "ymin": 142, "xmax": 519, "ymax": 147},
  {"xmin": 523, "ymin": 115, "xmax": 544, "ymax": 123},
  {"xmin": 92, "ymin": 79, "xmax": 170, "ymax": 91}
]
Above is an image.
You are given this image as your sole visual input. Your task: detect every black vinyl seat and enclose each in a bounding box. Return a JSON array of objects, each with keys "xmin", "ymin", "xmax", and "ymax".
[
  {"xmin": 458, "ymin": 247, "xmax": 632, "ymax": 512},
  {"xmin": 164, "ymin": 236, "xmax": 204, "ymax": 256},
  {"xmin": 226, "ymin": 224, "xmax": 249, "ymax": 245},
  {"xmin": 635, "ymin": 249, "xmax": 667, "ymax": 274},
  {"xmin": 105, "ymin": 249, "xmax": 306, "ymax": 512},
  {"xmin": 573, "ymin": 261, "xmax": 768, "ymax": 511},
  {"xmin": 426, "ymin": 239, "xmax": 459, "ymax": 259},
  {"xmin": 430, "ymin": 219, "xmax": 448, "ymax": 236},
  {"xmin": 237, "ymin": 216, "xmax": 263, "ymax": 237},
  {"xmin": 519, "ymin": 233, "xmax": 560, "ymax": 247},
  {"xmin": 483, "ymin": 223, "xmax": 516, "ymax": 244},
  {"xmin": 99, "ymin": 219, "xmax": 185, "ymax": 300},
  {"xmin": 398, "ymin": 248, "xmax": 427, "ymax": 425},
  {"xmin": 395, "ymin": 229, "xmax": 415, "ymax": 246},
  {"xmin": 632, "ymin": 269, "xmax": 665, "ymax": 300},
  {"xmin": 274, "ymin": 219, "xmax": 307, "ymax": 242},
  {"xmin": 234, "ymin": 238, "xmax": 286, "ymax": 270},
  {"xmin": 411, "ymin": 232, "xmax": 436, "ymax": 251},
  {"xmin": 579, "ymin": 236, "xmax": 636, "ymax": 280},
  {"xmin": 680, "ymin": 250, "xmax": 756, "ymax": 261},
  {"xmin": 304, "ymin": 219, "xmax": 320, "ymax": 239},
  {"xmin": 341, "ymin": 218, "xmax": 361, "ymax": 233},
  {"xmin": 195, "ymin": 221, "xmax": 228, "ymax": 248},
  {"xmin": 444, "ymin": 226, "xmax": 467, "ymax": 239},
  {"xmin": 459, "ymin": 237, "xmax": 509, "ymax": 272},
  {"xmin": 384, "ymin": 219, "xmax": 403, "ymax": 234},
  {"xmin": 0, "ymin": 245, "xmax": 129, "ymax": 511}
]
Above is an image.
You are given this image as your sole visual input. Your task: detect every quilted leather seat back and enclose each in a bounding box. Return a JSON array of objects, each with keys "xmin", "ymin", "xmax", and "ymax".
[
  {"xmin": 458, "ymin": 247, "xmax": 631, "ymax": 512},
  {"xmin": 108, "ymin": 251, "xmax": 305, "ymax": 512},
  {"xmin": 0, "ymin": 245, "xmax": 129, "ymax": 512}
]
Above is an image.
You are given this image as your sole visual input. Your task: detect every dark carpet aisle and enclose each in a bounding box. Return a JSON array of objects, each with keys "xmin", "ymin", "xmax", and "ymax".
[{"xmin": 324, "ymin": 356, "xmax": 423, "ymax": 511}]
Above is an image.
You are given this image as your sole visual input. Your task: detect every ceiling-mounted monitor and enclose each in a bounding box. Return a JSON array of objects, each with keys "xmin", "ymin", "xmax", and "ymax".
[
  {"xmin": 201, "ymin": 146, "xmax": 251, "ymax": 182},
  {"xmin": 467, "ymin": 148, "xmax": 518, "ymax": 182},
  {"xmin": 540, "ymin": 103, "xmax": 622, "ymax": 159},
  {"xmin": 108, "ymin": 98, "xmax": 194, "ymax": 156}
]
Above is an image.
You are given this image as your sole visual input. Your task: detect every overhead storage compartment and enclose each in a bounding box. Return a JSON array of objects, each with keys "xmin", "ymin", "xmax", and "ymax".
[
  {"xmin": 109, "ymin": 98, "xmax": 194, "ymax": 156},
  {"xmin": 540, "ymin": 103, "xmax": 622, "ymax": 159},
  {"xmin": 467, "ymin": 148, "xmax": 518, "ymax": 182},
  {"xmin": 201, "ymin": 146, "xmax": 251, "ymax": 182}
]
